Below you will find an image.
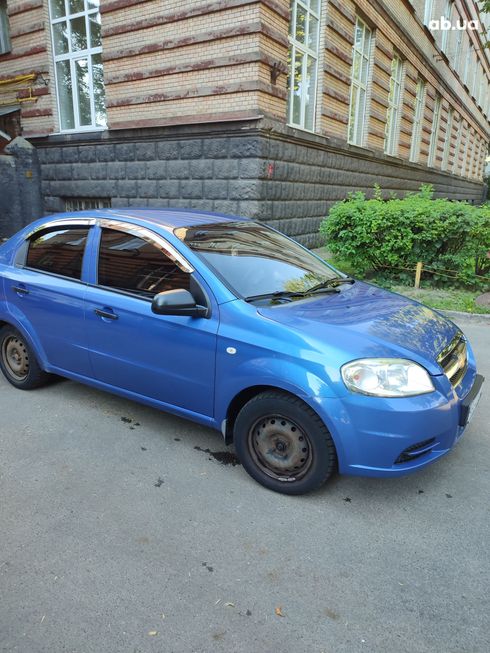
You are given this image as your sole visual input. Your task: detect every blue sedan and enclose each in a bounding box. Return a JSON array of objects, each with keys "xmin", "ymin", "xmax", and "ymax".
[{"xmin": 0, "ymin": 209, "xmax": 484, "ymax": 494}]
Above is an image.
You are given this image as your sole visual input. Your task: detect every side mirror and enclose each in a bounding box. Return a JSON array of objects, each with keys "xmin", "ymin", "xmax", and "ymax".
[{"xmin": 151, "ymin": 288, "xmax": 208, "ymax": 318}]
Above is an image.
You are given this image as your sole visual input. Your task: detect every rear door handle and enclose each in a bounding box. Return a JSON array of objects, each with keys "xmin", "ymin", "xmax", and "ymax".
[
  {"xmin": 94, "ymin": 308, "xmax": 119, "ymax": 321},
  {"xmin": 12, "ymin": 285, "xmax": 29, "ymax": 296}
]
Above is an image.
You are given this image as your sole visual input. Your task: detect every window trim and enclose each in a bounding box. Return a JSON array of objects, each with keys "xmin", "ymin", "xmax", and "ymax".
[
  {"xmin": 410, "ymin": 79, "xmax": 426, "ymax": 163},
  {"xmin": 287, "ymin": 0, "xmax": 321, "ymax": 132},
  {"xmin": 347, "ymin": 16, "xmax": 374, "ymax": 147},
  {"xmin": 48, "ymin": 0, "xmax": 106, "ymax": 133}
]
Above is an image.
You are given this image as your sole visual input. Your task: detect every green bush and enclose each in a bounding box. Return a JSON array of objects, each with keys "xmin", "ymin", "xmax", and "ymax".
[{"xmin": 320, "ymin": 185, "xmax": 490, "ymax": 288}]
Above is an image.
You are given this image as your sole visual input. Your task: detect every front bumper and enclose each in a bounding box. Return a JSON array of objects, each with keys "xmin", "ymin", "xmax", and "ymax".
[{"xmin": 313, "ymin": 360, "xmax": 484, "ymax": 478}]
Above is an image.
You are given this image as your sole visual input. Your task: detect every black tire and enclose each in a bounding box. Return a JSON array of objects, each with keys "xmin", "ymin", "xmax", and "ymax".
[
  {"xmin": 0, "ymin": 325, "xmax": 50, "ymax": 390},
  {"xmin": 233, "ymin": 391, "xmax": 337, "ymax": 495}
]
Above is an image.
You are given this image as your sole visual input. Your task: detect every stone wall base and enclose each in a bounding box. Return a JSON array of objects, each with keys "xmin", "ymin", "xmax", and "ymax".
[{"xmin": 32, "ymin": 118, "xmax": 486, "ymax": 247}]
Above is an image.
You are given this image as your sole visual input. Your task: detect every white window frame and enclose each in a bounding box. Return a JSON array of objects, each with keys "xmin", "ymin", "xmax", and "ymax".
[
  {"xmin": 410, "ymin": 79, "xmax": 426, "ymax": 163},
  {"xmin": 287, "ymin": 0, "xmax": 321, "ymax": 132},
  {"xmin": 424, "ymin": 0, "xmax": 434, "ymax": 26},
  {"xmin": 347, "ymin": 17, "xmax": 373, "ymax": 147},
  {"xmin": 49, "ymin": 0, "xmax": 106, "ymax": 133},
  {"xmin": 428, "ymin": 94, "xmax": 441, "ymax": 168},
  {"xmin": 384, "ymin": 55, "xmax": 404, "ymax": 156},
  {"xmin": 442, "ymin": 107, "xmax": 453, "ymax": 171},
  {"xmin": 0, "ymin": 0, "xmax": 11, "ymax": 54}
]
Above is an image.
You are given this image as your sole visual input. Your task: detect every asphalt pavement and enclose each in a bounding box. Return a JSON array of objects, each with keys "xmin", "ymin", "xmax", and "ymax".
[{"xmin": 1, "ymin": 318, "xmax": 489, "ymax": 653}]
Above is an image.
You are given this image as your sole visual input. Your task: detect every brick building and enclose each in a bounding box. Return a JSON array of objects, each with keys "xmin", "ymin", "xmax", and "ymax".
[{"xmin": 0, "ymin": 0, "xmax": 489, "ymax": 245}]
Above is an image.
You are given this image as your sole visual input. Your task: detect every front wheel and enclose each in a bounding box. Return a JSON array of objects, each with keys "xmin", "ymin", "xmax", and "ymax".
[
  {"xmin": 233, "ymin": 391, "xmax": 336, "ymax": 495},
  {"xmin": 0, "ymin": 325, "xmax": 51, "ymax": 390}
]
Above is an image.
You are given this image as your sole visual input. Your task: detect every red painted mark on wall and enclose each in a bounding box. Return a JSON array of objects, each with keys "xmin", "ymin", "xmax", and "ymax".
[{"xmin": 267, "ymin": 163, "xmax": 274, "ymax": 178}]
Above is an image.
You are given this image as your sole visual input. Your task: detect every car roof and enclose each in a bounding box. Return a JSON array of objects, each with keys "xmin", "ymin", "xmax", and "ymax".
[{"xmin": 47, "ymin": 208, "xmax": 250, "ymax": 230}]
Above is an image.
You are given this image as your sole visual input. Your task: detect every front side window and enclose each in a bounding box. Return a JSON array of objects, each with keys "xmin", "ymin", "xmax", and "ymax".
[
  {"xmin": 385, "ymin": 55, "xmax": 404, "ymax": 156},
  {"xmin": 49, "ymin": 0, "xmax": 106, "ymax": 131},
  {"xmin": 0, "ymin": 0, "xmax": 11, "ymax": 54},
  {"xmin": 428, "ymin": 94, "xmax": 441, "ymax": 167},
  {"xmin": 98, "ymin": 228, "xmax": 190, "ymax": 298},
  {"xmin": 287, "ymin": 0, "xmax": 320, "ymax": 131},
  {"xmin": 26, "ymin": 227, "xmax": 89, "ymax": 279},
  {"xmin": 410, "ymin": 79, "xmax": 425, "ymax": 163},
  {"xmin": 348, "ymin": 18, "xmax": 373, "ymax": 146},
  {"xmin": 175, "ymin": 221, "xmax": 340, "ymax": 300}
]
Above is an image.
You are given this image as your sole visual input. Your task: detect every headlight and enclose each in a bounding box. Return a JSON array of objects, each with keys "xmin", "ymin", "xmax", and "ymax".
[{"xmin": 341, "ymin": 359, "xmax": 434, "ymax": 397}]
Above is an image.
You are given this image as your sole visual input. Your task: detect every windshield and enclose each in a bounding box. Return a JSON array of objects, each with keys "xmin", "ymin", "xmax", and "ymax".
[{"xmin": 174, "ymin": 221, "xmax": 341, "ymax": 299}]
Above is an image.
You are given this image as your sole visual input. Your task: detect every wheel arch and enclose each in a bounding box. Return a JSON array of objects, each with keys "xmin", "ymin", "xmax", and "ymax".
[
  {"xmin": 223, "ymin": 385, "xmax": 332, "ymax": 446},
  {"xmin": 0, "ymin": 317, "xmax": 48, "ymax": 371}
]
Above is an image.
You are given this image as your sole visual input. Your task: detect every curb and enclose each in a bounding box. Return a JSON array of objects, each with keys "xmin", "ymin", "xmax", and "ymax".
[{"xmin": 440, "ymin": 310, "xmax": 490, "ymax": 323}]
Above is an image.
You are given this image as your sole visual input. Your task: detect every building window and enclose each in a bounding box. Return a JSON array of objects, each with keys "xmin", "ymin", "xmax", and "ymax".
[
  {"xmin": 410, "ymin": 79, "xmax": 425, "ymax": 163},
  {"xmin": 428, "ymin": 94, "xmax": 441, "ymax": 167},
  {"xmin": 385, "ymin": 56, "xmax": 404, "ymax": 156},
  {"xmin": 463, "ymin": 42, "xmax": 472, "ymax": 87},
  {"xmin": 49, "ymin": 0, "xmax": 106, "ymax": 132},
  {"xmin": 452, "ymin": 114, "xmax": 462, "ymax": 175},
  {"xmin": 0, "ymin": 0, "xmax": 11, "ymax": 54},
  {"xmin": 64, "ymin": 197, "xmax": 111, "ymax": 211},
  {"xmin": 423, "ymin": 0, "xmax": 434, "ymax": 26},
  {"xmin": 441, "ymin": 1, "xmax": 452, "ymax": 53},
  {"xmin": 287, "ymin": 0, "xmax": 321, "ymax": 131},
  {"xmin": 347, "ymin": 17, "xmax": 373, "ymax": 146},
  {"xmin": 453, "ymin": 13, "xmax": 463, "ymax": 73},
  {"xmin": 462, "ymin": 128, "xmax": 471, "ymax": 177},
  {"xmin": 442, "ymin": 108, "xmax": 453, "ymax": 171}
]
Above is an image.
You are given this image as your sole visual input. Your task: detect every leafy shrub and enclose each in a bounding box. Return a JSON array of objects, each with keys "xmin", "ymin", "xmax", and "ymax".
[{"xmin": 320, "ymin": 185, "xmax": 490, "ymax": 288}]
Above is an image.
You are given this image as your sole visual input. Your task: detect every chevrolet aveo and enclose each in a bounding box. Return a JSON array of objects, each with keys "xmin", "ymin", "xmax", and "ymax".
[{"xmin": 0, "ymin": 209, "xmax": 484, "ymax": 494}]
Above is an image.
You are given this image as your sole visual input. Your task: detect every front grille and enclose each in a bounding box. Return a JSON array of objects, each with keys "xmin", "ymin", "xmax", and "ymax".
[
  {"xmin": 395, "ymin": 438, "xmax": 436, "ymax": 464},
  {"xmin": 438, "ymin": 332, "xmax": 467, "ymax": 387}
]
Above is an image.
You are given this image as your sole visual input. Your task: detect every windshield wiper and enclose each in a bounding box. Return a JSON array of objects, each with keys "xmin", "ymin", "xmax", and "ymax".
[
  {"xmin": 245, "ymin": 287, "xmax": 340, "ymax": 303},
  {"xmin": 307, "ymin": 277, "xmax": 355, "ymax": 294}
]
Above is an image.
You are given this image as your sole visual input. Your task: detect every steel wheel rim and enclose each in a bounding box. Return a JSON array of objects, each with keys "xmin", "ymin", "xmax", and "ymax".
[
  {"xmin": 247, "ymin": 414, "xmax": 313, "ymax": 481},
  {"xmin": 2, "ymin": 336, "xmax": 29, "ymax": 381}
]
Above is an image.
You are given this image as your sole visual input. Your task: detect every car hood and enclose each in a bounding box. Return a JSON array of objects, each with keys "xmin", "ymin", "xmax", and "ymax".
[{"xmin": 257, "ymin": 281, "xmax": 458, "ymax": 374}]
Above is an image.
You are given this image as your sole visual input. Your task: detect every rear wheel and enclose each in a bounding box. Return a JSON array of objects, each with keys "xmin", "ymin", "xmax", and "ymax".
[
  {"xmin": 0, "ymin": 326, "xmax": 50, "ymax": 390},
  {"xmin": 233, "ymin": 391, "xmax": 336, "ymax": 495}
]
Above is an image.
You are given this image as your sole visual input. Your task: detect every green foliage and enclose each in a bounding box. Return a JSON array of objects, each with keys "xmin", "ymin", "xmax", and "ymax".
[{"xmin": 320, "ymin": 185, "xmax": 490, "ymax": 288}]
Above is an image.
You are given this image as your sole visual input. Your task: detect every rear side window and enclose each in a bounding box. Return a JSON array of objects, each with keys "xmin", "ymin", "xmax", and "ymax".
[
  {"xmin": 98, "ymin": 228, "xmax": 190, "ymax": 298},
  {"xmin": 26, "ymin": 228, "xmax": 89, "ymax": 280}
]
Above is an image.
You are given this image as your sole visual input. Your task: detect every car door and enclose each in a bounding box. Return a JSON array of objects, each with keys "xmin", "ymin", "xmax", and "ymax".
[
  {"xmin": 2, "ymin": 220, "xmax": 93, "ymax": 376},
  {"xmin": 85, "ymin": 222, "xmax": 218, "ymax": 418}
]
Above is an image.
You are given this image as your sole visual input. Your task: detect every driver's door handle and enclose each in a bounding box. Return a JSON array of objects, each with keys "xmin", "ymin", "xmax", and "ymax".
[
  {"xmin": 12, "ymin": 285, "xmax": 29, "ymax": 296},
  {"xmin": 94, "ymin": 308, "xmax": 119, "ymax": 321}
]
